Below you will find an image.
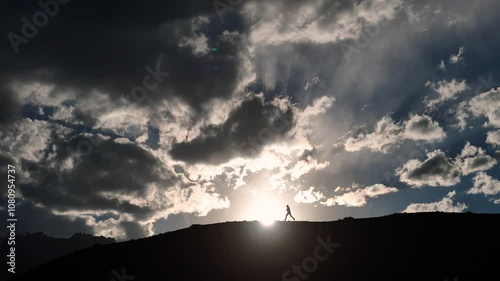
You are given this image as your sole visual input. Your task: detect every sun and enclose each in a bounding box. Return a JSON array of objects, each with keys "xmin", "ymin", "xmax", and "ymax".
[{"xmin": 242, "ymin": 191, "xmax": 284, "ymax": 226}]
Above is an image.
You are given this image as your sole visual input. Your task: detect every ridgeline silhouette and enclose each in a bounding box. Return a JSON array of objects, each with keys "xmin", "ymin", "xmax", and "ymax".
[
  {"xmin": 1, "ymin": 232, "xmax": 115, "ymax": 280},
  {"xmin": 8, "ymin": 212, "xmax": 500, "ymax": 281}
]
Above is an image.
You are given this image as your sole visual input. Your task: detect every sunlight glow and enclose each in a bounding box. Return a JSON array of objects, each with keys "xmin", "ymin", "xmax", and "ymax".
[
  {"xmin": 242, "ymin": 190, "xmax": 285, "ymax": 226},
  {"xmin": 260, "ymin": 218, "xmax": 275, "ymax": 226}
]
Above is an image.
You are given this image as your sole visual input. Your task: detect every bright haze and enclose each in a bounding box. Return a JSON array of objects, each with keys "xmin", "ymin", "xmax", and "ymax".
[{"xmin": 1, "ymin": 0, "xmax": 499, "ymax": 241}]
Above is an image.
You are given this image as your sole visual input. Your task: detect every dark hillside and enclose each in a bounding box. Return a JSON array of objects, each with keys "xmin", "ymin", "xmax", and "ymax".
[
  {"xmin": 1, "ymin": 232, "xmax": 115, "ymax": 280},
  {"xmin": 11, "ymin": 212, "xmax": 500, "ymax": 281}
]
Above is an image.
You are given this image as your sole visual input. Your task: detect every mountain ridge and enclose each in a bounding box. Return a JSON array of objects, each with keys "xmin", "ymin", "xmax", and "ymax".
[{"xmin": 10, "ymin": 212, "xmax": 500, "ymax": 281}]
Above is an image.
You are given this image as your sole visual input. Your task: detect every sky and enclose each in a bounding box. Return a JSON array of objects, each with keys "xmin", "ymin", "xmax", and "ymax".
[{"xmin": 1, "ymin": 0, "xmax": 500, "ymax": 241}]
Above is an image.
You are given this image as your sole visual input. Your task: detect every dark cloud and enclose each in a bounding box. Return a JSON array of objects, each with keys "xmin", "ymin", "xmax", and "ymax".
[
  {"xmin": 468, "ymin": 156, "xmax": 494, "ymax": 168},
  {"xmin": 0, "ymin": 86, "xmax": 21, "ymax": 127},
  {"xmin": 406, "ymin": 117, "xmax": 431, "ymax": 131},
  {"xmin": 0, "ymin": 201, "xmax": 92, "ymax": 237},
  {"xmin": 0, "ymin": 0, "xmax": 244, "ymax": 116},
  {"xmin": 405, "ymin": 115, "xmax": 442, "ymax": 135},
  {"xmin": 462, "ymin": 155, "xmax": 497, "ymax": 175},
  {"xmin": 157, "ymin": 28, "xmax": 244, "ymax": 111},
  {"xmin": 405, "ymin": 154, "xmax": 456, "ymax": 180},
  {"xmin": 396, "ymin": 150, "xmax": 461, "ymax": 187},
  {"xmin": 19, "ymin": 135, "xmax": 176, "ymax": 220},
  {"xmin": 0, "ymin": 150, "xmax": 16, "ymax": 168},
  {"xmin": 169, "ymin": 95, "xmax": 294, "ymax": 164}
]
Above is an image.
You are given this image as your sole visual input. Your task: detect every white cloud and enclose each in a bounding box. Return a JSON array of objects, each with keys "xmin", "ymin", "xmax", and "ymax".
[
  {"xmin": 345, "ymin": 114, "xmax": 445, "ymax": 153},
  {"xmin": 290, "ymin": 156, "xmax": 330, "ymax": 180},
  {"xmin": 449, "ymin": 46, "xmax": 464, "ymax": 64},
  {"xmin": 395, "ymin": 143, "xmax": 496, "ymax": 187},
  {"xmin": 177, "ymin": 16, "xmax": 210, "ymax": 56},
  {"xmin": 294, "ymin": 187, "xmax": 325, "ymax": 204},
  {"xmin": 461, "ymin": 155, "xmax": 497, "ymax": 175},
  {"xmin": 91, "ymin": 180, "xmax": 231, "ymax": 240},
  {"xmin": 403, "ymin": 114, "xmax": 446, "ymax": 141},
  {"xmin": 459, "ymin": 141, "xmax": 479, "ymax": 158},
  {"xmin": 467, "ymin": 172, "xmax": 500, "ymax": 196},
  {"xmin": 321, "ymin": 184, "xmax": 398, "ymax": 207},
  {"xmin": 292, "ymin": 95, "xmax": 335, "ymax": 143},
  {"xmin": 454, "ymin": 101, "xmax": 470, "ymax": 130},
  {"xmin": 403, "ymin": 191, "xmax": 467, "ymax": 213},
  {"xmin": 94, "ymin": 106, "xmax": 150, "ymax": 139},
  {"xmin": 11, "ymin": 81, "xmax": 74, "ymax": 107},
  {"xmin": 363, "ymin": 184, "xmax": 398, "ymax": 197},
  {"xmin": 395, "ymin": 150, "xmax": 461, "ymax": 187},
  {"xmin": 155, "ymin": 97, "xmax": 207, "ymax": 150},
  {"xmin": 345, "ymin": 116, "xmax": 401, "ymax": 153},
  {"xmin": 469, "ymin": 88, "xmax": 500, "ymax": 128},
  {"xmin": 425, "ymin": 79, "xmax": 468, "ymax": 108},
  {"xmin": 51, "ymin": 105, "xmax": 80, "ymax": 124},
  {"xmin": 1, "ymin": 119, "xmax": 68, "ymax": 163},
  {"xmin": 456, "ymin": 142, "xmax": 497, "ymax": 175},
  {"xmin": 179, "ymin": 34, "xmax": 209, "ymax": 56},
  {"xmin": 299, "ymin": 95, "xmax": 335, "ymax": 119},
  {"xmin": 246, "ymin": 0, "xmax": 402, "ymax": 45},
  {"xmin": 162, "ymin": 184, "xmax": 231, "ymax": 216},
  {"xmin": 486, "ymin": 130, "xmax": 500, "ymax": 147}
]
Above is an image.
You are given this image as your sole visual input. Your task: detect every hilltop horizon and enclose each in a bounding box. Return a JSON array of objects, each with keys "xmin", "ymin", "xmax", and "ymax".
[
  {"xmin": 2, "ymin": 0, "xmax": 500, "ymax": 242},
  {"xmin": 9, "ymin": 212, "xmax": 500, "ymax": 281},
  {"xmin": 8, "ymin": 210, "xmax": 489, "ymax": 241}
]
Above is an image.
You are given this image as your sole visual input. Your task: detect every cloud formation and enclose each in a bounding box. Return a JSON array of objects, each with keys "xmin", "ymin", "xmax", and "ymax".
[
  {"xmin": 403, "ymin": 191, "xmax": 468, "ymax": 213},
  {"xmin": 456, "ymin": 142, "xmax": 497, "ymax": 175},
  {"xmin": 469, "ymin": 88, "xmax": 500, "ymax": 128},
  {"xmin": 345, "ymin": 114, "xmax": 445, "ymax": 153},
  {"xmin": 486, "ymin": 130, "xmax": 500, "ymax": 147},
  {"xmin": 246, "ymin": 0, "xmax": 402, "ymax": 45},
  {"xmin": 321, "ymin": 184, "xmax": 398, "ymax": 207},
  {"xmin": 395, "ymin": 150, "xmax": 461, "ymax": 187},
  {"xmin": 169, "ymin": 94, "xmax": 295, "ymax": 165},
  {"xmin": 449, "ymin": 46, "xmax": 465, "ymax": 64},
  {"xmin": 424, "ymin": 79, "xmax": 468, "ymax": 108},
  {"xmin": 468, "ymin": 172, "xmax": 500, "ymax": 196},
  {"xmin": 294, "ymin": 187, "xmax": 325, "ymax": 204}
]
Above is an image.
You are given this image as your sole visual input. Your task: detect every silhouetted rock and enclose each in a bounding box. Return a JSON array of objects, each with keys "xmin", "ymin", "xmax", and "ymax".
[{"xmin": 8, "ymin": 213, "xmax": 500, "ymax": 281}]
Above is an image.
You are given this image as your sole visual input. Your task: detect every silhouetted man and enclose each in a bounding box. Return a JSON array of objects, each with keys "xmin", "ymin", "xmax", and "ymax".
[{"xmin": 285, "ymin": 205, "xmax": 295, "ymax": 221}]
